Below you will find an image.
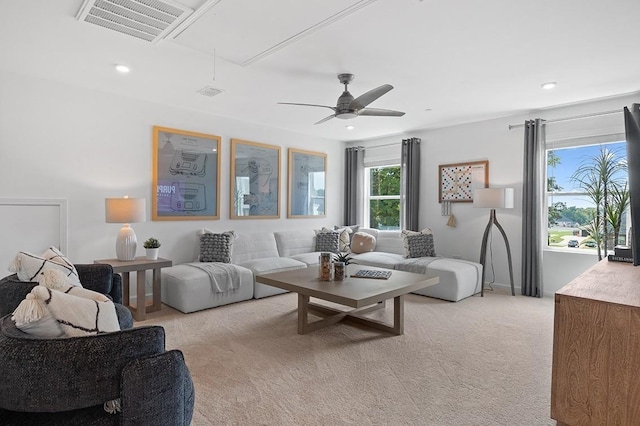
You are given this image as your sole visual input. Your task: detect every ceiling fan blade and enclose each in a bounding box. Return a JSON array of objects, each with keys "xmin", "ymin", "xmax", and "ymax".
[
  {"xmin": 314, "ymin": 114, "xmax": 336, "ymax": 125},
  {"xmin": 349, "ymin": 84, "xmax": 393, "ymax": 110},
  {"xmin": 278, "ymin": 102, "xmax": 336, "ymax": 112},
  {"xmin": 358, "ymin": 108, "xmax": 405, "ymax": 117}
]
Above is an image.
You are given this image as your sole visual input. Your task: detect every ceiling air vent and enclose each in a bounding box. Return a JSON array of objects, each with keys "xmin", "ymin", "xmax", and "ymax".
[
  {"xmin": 76, "ymin": 0, "xmax": 193, "ymax": 43},
  {"xmin": 197, "ymin": 86, "xmax": 223, "ymax": 97}
]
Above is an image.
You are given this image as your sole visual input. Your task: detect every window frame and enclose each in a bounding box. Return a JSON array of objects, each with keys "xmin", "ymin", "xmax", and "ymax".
[
  {"xmin": 545, "ymin": 138, "xmax": 628, "ymax": 252},
  {"xmin": 364, "ymin": 163, "xmax": 402, "ymax": 230}
]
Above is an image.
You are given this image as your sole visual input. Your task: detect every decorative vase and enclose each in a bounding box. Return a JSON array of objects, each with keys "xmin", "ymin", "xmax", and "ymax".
[
  {"xmin": 145, "ymin": 248, "xmax": 159, "ymax": 260},
  {"xmin": 319, "ymin": 252, "xmax": 333, "ymax": 281},
  {"xmin": 333, "ymin": 262, "xmax": 346, "ymax": 281}
]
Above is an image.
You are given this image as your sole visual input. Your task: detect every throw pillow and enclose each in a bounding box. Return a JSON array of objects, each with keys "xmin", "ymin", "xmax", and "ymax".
[
  {"xmin": 334, "ymin": 224, "xmax": 360, "ymax": 234},
  {"xmin": 12, "ymin": 284, "xmax": 120, "ymax": 338},
  {"xmin": 401, "ymin": 228, "xmax": 436, "ymax": 258},
  {"xmin": 351, "ymin": 232, "xmax": 376, "ymax": 254},
  {"xmin": 9, "ymin": 246, "xmax": 81, "ymax": 286},
  {"xmin": 315, "ymin": 229, "xmax": 340, "ymax": 253},
  {"xmin": 333, "ymin": 227, "xmax": 353, "ymax": 253},
  {"xmin": 199, "ymin": 231, "xmax": 235, "ymax": 263}
]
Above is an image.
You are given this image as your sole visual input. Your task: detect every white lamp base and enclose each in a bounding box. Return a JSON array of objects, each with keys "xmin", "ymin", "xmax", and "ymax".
[{"xmin": 115, "ymin": 224, "xmax": 137, "ymax": 261}]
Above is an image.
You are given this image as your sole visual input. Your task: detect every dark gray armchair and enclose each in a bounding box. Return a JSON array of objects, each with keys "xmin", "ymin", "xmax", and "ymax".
[{"xmin": 0, "ymin": 264, "xmax": 194, "ymax": 425}]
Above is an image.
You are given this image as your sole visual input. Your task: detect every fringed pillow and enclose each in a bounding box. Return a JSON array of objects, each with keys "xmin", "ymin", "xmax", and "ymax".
[
  {"xmin": 12, "ymin": 270, "xmax": 120, "ymax": 338},
  {"xmin": 9, "ymin": 246, "xmax": 81, "ymax": 286}
]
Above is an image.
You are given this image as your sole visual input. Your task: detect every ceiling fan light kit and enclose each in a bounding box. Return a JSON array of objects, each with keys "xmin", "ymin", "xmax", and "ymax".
[{"xmin": 279, "ymin": 73, "xmax": 405, "ymax": 125}]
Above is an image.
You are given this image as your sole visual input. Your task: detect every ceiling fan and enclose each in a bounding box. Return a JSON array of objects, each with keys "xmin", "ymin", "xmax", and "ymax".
[{"xmin": 279, "ymin": 73, "xmax": 405, "ymax": 125}]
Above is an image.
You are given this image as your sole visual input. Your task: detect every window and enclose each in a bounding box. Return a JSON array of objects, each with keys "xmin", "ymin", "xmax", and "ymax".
[
  {"xmin": 364, "ymin": 165, "xmax": 401, "ymax": 230},
  {"xmin": 546, "ymin": 140, "xmax": 628, "ymax": 253}
]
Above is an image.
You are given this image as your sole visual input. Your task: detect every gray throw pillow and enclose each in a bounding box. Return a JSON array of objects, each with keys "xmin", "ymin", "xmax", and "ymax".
[
  {"xmin": 405, "ymin": 234, "xmax": 436, "ymax": 258},
  {"xmin": 315, "ymin": 232, "xmax": 340, "ymax": 253},
  {"xmin": 200, "ymin": 231, "xmax": 235, "ymax": 263}
]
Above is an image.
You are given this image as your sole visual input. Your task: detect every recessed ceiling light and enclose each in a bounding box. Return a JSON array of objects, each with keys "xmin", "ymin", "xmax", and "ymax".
[
  {"xmin": 346, "ymin": 125, "xmax": 355, "ymax": 130},
  {"xmin": 541, "ymin": 82, "xmax": 557, "ymax": 90},
  {"xmin": 115, "ymin": 64, "xmax": 130, "ymax": 73}
]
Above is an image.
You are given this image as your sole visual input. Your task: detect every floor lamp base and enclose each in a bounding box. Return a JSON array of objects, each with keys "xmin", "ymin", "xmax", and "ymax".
[{"xmin": 479, "ymin": 209, "xmax": 515, "ymax": 297}]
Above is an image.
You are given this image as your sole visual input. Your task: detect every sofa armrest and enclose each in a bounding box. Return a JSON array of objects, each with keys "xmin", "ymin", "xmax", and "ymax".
[
  {"xmin": 0, "ymin": 275, "xmax": 34, "ymax": 317},
  {"xmin": 120, "ymin": 350, "xmax": 194, "ymax": 426},
  {"xmin": 111, "ymin": 273, "xmax": 123, "ymax": 304},
  {"xmin": 76, "ymin": 264, "xmax": 122, "ymax": 304},
  {"xmin": 0, "ymin": 319, "xmax": 165, "ymax": 412}
]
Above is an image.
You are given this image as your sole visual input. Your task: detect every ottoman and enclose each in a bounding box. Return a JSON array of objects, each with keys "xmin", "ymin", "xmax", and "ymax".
[
  {"xmin": 395, "ymin": 258, "xmax": 483, "ymax": 302},
  {"xmin": 161, "ymin": 263, "xmax": 254, "ymax": 313}
]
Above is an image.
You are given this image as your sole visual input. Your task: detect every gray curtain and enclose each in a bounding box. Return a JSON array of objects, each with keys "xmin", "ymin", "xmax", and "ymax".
[
  {"xmin": 401, "ymin": 138, "xmax": 421, "ymax": 231},
  {"xmin": 521, "ymin": 119, "xmax": 545, "ymax": 297},
  {"xmin": 344, "ymin": 146, "xmax": 365, "ymax": 226},
  {"xmin": 624, "ymin": 104, "xmax": 640, "ymax": 265}
]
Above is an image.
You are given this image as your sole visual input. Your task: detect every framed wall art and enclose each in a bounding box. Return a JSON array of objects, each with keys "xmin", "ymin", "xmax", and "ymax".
[
  {"xmin": 438, "ymin": 160, "xmax": 489, "ymax": 203},
  {"xmin": 152, "ymin": 126, "xmax": 221, "ymax": 221},
  {"xmin": 230, "ymin": 139, "xmax": 280, "ymax": 219},
  {"xmin": 288, "ymin": 148, "xmax": 326, "ymax": 218}
]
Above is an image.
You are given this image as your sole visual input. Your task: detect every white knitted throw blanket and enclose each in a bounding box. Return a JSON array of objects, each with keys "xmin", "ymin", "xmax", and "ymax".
[{"xmin": 186, "ymin": 262, "xmax": 241, "ymax": 293}]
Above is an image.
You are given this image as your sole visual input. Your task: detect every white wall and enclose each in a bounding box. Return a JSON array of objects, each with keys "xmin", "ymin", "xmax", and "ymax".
[
  {"xmin": 0, "ymin": 70, "xmax": 343, "ymax": 269},
  {"xmin": 1, "ymin": 69, "xmax": 637, "ymax": 297},
  {"xmin": 350, "ymin": 92, "xmax": 639, "ymax": 296}
]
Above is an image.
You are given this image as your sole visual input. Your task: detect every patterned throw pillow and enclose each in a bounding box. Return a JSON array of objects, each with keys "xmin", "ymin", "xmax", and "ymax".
[
  {"xmin": 351, "ymin": 232, "xmax": 376, "ymax": 254},
  {"xmin": 199, "ymin": 231, "xmax": 236, "ymax": 263},
  {"xmin": 402, "ymin": 228, "xmax": 436, "ymax": 258},
  {"xmin": 334, "ymin": 228, "xmax": 352, "ymax": 253},
  {"xmin": 9, "ymin": 246, "xmax": 81, "ymax": 286},
  {"xmin": 315, "ymin": 230, "xmax": 340, "ymax": 253}
]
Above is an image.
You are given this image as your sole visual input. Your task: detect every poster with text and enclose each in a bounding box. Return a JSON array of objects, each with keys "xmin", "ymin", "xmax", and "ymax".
[{"xmin": 152, "ymin": 126, "xmax": 220, "ymax": 220}]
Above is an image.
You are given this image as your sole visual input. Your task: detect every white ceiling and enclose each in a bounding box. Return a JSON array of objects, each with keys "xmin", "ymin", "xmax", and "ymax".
[{"xmin": 1, "ymin": 0, "xmax": 639, "ymax": 142}]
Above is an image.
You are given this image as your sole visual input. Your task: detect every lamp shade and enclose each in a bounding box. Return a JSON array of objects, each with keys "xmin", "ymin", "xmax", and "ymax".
[
  {"xmin": 105, "ymin": 197, "xmax": 146, "ymax": 223},
  {"xmin": 473, "ymin": 188, "xmax": 514, "ymax": 209}
]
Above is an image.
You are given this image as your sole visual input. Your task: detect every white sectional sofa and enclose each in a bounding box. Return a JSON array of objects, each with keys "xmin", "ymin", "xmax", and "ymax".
[{"xmin": 160, "ymin": 228, "xmax": 483, "ymax": 313}]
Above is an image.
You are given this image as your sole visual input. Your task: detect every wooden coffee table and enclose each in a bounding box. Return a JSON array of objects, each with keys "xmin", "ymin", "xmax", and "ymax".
[{"xmin": 256, "ymin": 265, "xmax": 438, "ymax": 335}]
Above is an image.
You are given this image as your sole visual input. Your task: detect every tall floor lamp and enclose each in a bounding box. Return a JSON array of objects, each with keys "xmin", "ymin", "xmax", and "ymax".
[
  {"xmin": 474, "ymin": 188, "xmax": 515, "ymax": 297},
  {"xmin": 105, "ymin": 197, "xmax": 146, "ymax": 261}
]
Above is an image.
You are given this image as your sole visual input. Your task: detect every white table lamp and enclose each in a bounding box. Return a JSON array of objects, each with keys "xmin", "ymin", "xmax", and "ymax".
[
  {"xmin": 473, "ymin": 188, "xmax": 515, "ymax": 296},
  {"xmin": 105, "ymin": 197, "xmax": 146, "ymax": 261}
]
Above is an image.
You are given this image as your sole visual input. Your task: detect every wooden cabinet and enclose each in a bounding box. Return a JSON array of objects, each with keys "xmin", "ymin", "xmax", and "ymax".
[{"xmin": 551, "ymin": 259, "xmax": 640, "ymax": 425}]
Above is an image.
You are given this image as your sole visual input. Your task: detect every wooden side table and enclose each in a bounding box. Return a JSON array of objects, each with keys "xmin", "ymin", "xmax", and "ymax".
[{"xmin": 94, "ymin": 257, "xmax": 172, "ymax": 321}]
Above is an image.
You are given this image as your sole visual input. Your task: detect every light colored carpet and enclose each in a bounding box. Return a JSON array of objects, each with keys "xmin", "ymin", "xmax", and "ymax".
[{"xmin": 139, "ymin": 289, "xmax": 556, "ymax": 426}]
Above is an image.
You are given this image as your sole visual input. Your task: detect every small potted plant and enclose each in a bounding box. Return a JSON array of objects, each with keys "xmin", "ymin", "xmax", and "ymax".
[
  {"xmin": 143, "ymin": 237, "xmax": 161, "ymax": 260},
  {"xmin": 332, "ymin": 252, "xmax": 353, "ymax": 281}
]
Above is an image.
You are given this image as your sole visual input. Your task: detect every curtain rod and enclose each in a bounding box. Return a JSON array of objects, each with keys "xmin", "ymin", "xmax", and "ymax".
[
  {"xmin": 508, "ymin": 109, "xmax": 622, "ymax": 130},
  {"xmin": 349, "ymin": 142, "xmax": 400, "ymax": 149}
]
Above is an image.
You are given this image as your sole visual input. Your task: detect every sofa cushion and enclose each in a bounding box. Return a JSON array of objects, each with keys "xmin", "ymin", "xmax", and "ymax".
[
  {"xmin": 351, "ymin": 232, "xmax": 376, "ymax": 254},
  {"xmin": 402, "ymin": 228, "xmax": 436, "ymax": 258},
  {"xmin": 237, "ymin": 257, "xmax": 306, "ymax": 275},
  {"xmin": 274, "ymin": 230, "xmax": 316, "ymax": 257},
  {"xmin": 199, "ymin": 231, "xmax": 235, "ymax": 263},
  {"xmin": 232, "ymin": 232, "xmax": 280, "ymax": 263},
  {"xmin": 315, "ymin": 230, "xmax": 340, "ymax": 253},
  {"xmin": 349, "ymin": 251, "xmax": 405, "ymax": 269},
  {"xmin": 289, "ymin": 252, "xmax": 323, "ymax": 266},
  {"xmin": 373, "ymin": 230, "xmax": 405, "ymax": 255}
]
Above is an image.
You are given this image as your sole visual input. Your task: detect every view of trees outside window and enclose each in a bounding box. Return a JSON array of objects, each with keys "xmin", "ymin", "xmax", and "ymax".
[
  {"xmin": 547, "ymin": 141, "xmax": 628, "ymax": 257},
  {"xmin": 366, "ymin": 165, "xmax": 401, "ymax": 230}
]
